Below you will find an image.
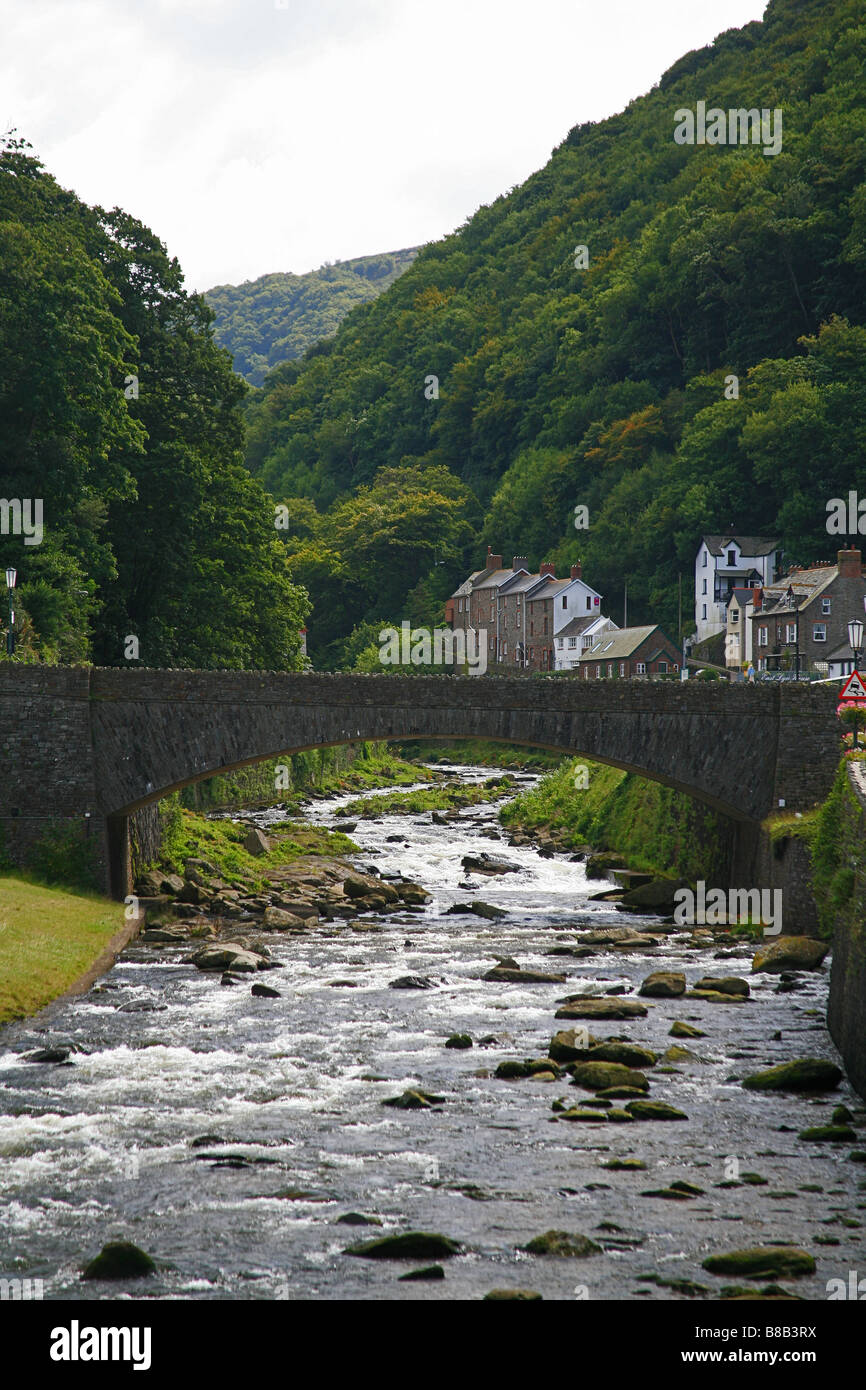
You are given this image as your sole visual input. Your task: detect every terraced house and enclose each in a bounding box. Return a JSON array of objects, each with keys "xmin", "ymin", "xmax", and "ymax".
[
  {"xmin": 578, "ymin": 625, "xmax": 681, "ymax": 681},
  {"xmin": 750, "ymin": 548, "xmax": 866, "ymax": 675}
]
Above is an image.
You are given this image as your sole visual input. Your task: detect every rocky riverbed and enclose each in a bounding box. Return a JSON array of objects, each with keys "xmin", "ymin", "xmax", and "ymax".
[{"xmin": 0, "ymin": 764, "xmax": 863, "ymax": 1301}]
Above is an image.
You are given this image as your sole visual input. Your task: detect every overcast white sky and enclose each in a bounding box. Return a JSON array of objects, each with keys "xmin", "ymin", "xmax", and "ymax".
[{"xmin": 2, "ymin": 0, "xmax": 768, "ymax": 292}]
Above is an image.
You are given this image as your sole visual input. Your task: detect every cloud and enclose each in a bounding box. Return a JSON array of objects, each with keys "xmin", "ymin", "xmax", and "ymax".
[{"xmin": 1, "ymin": 0, "xmax": 767, "ymax": 290}]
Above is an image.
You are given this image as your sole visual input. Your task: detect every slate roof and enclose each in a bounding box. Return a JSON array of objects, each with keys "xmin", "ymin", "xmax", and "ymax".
[{"xmin": 703, "ymin": 535, "xmax": 780, "ymax": 557}]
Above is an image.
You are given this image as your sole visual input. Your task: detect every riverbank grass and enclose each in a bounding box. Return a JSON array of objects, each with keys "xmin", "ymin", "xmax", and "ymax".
[
  {"xmin": 0, "ymin": 877, "xmax": 125, "ymax": 1025},
  {"xmin": 157, "ymin": 807, "xmax": 360, "ymax": 892}
]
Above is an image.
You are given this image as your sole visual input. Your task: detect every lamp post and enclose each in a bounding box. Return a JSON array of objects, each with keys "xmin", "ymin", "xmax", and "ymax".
[
  {"xmin": 847, "ymin": 617, "xmax": 864, "ymax": 750},
  {"xmin": 5, "ymin": 568, "xmax": 16, "ymax": 657}
]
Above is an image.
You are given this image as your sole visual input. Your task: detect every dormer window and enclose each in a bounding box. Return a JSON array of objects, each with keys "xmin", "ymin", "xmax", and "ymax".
[{"xmin": 727, "ymin": 550, "xmax": 737, "ymax": 566}]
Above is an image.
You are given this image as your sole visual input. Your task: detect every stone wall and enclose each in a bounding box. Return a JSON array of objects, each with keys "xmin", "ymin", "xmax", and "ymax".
[{"xmin": 825, "ymin": 766, "xmax": 866, "ymax": 1100}]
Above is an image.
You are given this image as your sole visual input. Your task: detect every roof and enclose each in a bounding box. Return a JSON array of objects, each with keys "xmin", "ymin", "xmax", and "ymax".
[
  {"xmin": 580, "ymin": 626, "xmax": 661, "ymax": 661},
  {"xmin": 758, "ymin": 564, "xmax": 838, "ymax": 613},
  {"xmin": 827, "ymin": 643, "xmax": 855, "ymax": 661},
  {"xmin": 727, "ymin": 589, "xmax": 756, "ymax": 610},
  {"xmin": 703, "ymin": 535, "xmax": 780, "ymax": 557},
  {"xmin": 715, "ymin": 566, "xmax": 762, "ymax": 578},
  {"xmin": 557, "ymin": 616, "xmax": 597, "ymax": 639}
]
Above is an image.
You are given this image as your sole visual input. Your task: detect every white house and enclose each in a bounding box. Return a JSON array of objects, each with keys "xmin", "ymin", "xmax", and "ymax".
[
  {"xmin": 724, "ymin": 588, "xmax": 756, "ymax": 669},
  {"xmin": 554, "ymin": 614, "xmax": 618, "ymax": 671},
  {"xmin": 695, "ymin": 535, "xmax": 779, "ymax": 644}
]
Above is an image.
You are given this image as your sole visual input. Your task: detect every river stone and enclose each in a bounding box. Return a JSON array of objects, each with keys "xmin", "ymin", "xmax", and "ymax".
[
  {"xmin": 570, "ymin": 1062, "xmax": 649, "ymax": 1092},
  {"xmin": 742, "ymin": 1059, "xmax": 842, "ymax": 1092},
  {"xmin": 694, "ymin": 975, "xmax": 750, "ymax": 998},
  {"xmin": 251, "ymin": 984, "xmax": 281, "ymax": 999},
  {"xmin": 483, "ymin": 1289, "xmax": 543, "ymax": 1300},
  {"xmin": 448, "ymin": 901, "xmax": 507, "ymax": 920},
  {"xmin": 382, "ymin": 1089, "xmax": 446, "ymax": 1109},
  {"xmin": 262, "ymin": 907, "xmax": 306, "ymax": 930},
  {"xmin": 575, "ymin": 1041, "xmax": 657, "ymax": 1069},
  {"xmin": 346, "ymin": 1232, "xmax": 461, "ymax": 1260},
  {"xmin": 685, "ymin": 989, "xmax": 747, "ymax": 1003},
  {"xmin": 625, "ymin": 1100, "xmax": 688, "ymax": 1122},
  {"xmin": 483, "ymin": 967, "xmax": 566, "ymax": 984},
  {"xmin": 81, "ymin": 1241, "xmax": 156, "ymax": 1281},
  {"xmin": 751, "ymin": 937, "xmax": 830, "ymax": 974},
  {"xmin": 397, "ymin": 883, "xmax": 432, "ymax": 905},
  {"xmin": 603, "ymin": 1158, "xmax": 647, "ymax": 1170},
  {"xmin": 798, "ymin": 1125, "xmax": 857, "ymax": 1142},
  {"xmin": 399, "ymin": 1266, "xmax": 446, "ymax": 1282},
  {"xmin": 495, "ymin": 1061, "xmax": 532, "ymax": 1080},
  {"xmin": 702, "ymin": 1248, "xmax": 816, "ymax": 1280},
  {"xmin": 445, "ymin": 1034, "xmax": 473, "ymax": 1050},
  {"xmin": 336, "ymin": 1213, "xmax": 383, "ymax": 1227},
  {"xmin": 618, "ymin": 879, "xmax": 689, "ymax": 915},
  {"xmin": 389, "ymin": 975, "xmax": 437, "ymax": 990},
  {"xmin": 670, "ymin": 1021, "xmax": 706, "ymax": 1038},
  {"xmin": 555, "ymin": 998, "xmax": 648, "ymax": 1021},
  {"xmin": 558, "ymin": 1109, "xmax": 609, "ymax": 1123},
  {"xmin": 524, "ymin": 1230, "xmax": 602, "ymax": 1258},
  {"xmin": 461, "ymin": 853, "xmax": 518, "ymax": 876},
  {"xmin": 606, "ymin": 1109, "xmax": 637, "ymax": 1122},
  {"xmin": 663, "ymin": 1046, "xmax": 699, "ymax": 1063},
  {"xmin": 639, "ymin": 971, "xmax": 686, "ymax": 998},
  {"xmin": 243, "ymin": 829, "xmax": 271, "ymax": 857},
  {"xmin": 192, "ymin": 944, "xmax": 263, "ymax": 973},
  {"xmin": 585, "ymin": 852, "xmax": 626, "ymax": 879},
  {"xmin": 548, "ymin": 1030, "xmax": 600, "ymax": 1063}
]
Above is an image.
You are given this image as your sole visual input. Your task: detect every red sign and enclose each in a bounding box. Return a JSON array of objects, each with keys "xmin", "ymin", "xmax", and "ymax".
[{"xmin": 839, "ymin": 671, "xmax": 866, "ymax": 704}]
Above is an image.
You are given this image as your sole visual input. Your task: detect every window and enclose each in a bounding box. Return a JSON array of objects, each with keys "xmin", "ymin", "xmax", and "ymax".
[
  {"xmin": 758, "ymin": 626, "xmax": 768, "ymax": 646},
  {"xmin": 568, "ymin": 637, "xmax": 577, "ymax": 649},
  {"xmin": 586, "ymin": 597, "xmax": 591, "ymax": 610},
  {"xmin": 813, "ymin": 624, "xmax": 827, "ymax": 642},
  {"xmin": 702, "ymin": 579, "xmax": 707, "ymax": 595},
  {"xmin": 786, "ymin": 623, "xmax": 797, "ymax": 644},
  {"xmin": 822, "ymin": 598, "xmax": 831, "ymax": 615},
  {"xmin": 619, "ymin": 662, "xmax": 625, "ymax": 677},
  {"xmin": 636, "ymin": 662, "xmax": 646, "ymax": 675},
  {"xmin": 703, "ymin": 551, "xmax": 707, "ymax": 567},
  {"xmin": 607, "ymin": 663, "xmax": 614, "ymax": 677},
  {"xmin": 557, "ymin": 638, "xmax": 563, "ymax": 648},
  {"xmin": 657, "ymin": 661, "xmax": 668, "ymax": 674},
  {"xmin": 596, "ymin": 665, "xmax": 602, "ymax": 679},
  {"xmin": 731, "ymin": 610, "xmax": 739, "ymax": 624},
  {"xmin": 702, "ymin": 605, "xmax": 707, "ymax": 620},
  {"xmin": 562, "ymin": 596, "xmax": 567, "ymax": 609},
  {"xmin": 728, "ymin": 550, "xmax": 736, "ymax": 566}
]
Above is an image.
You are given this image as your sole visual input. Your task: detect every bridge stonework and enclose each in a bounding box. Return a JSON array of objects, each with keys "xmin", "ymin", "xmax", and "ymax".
[{"xmin": 0, "ymin": 667, "xmax": 842, "ymax": 899}]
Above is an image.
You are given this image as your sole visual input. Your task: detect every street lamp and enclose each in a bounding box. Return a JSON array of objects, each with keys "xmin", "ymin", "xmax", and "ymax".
[
  {"xmin": 848, "ymin": 618, "xmax": 864, "ymax": 750},
  {"xmin": 5, "ymin": 568, "xmax": 16, "ymax": 657}
]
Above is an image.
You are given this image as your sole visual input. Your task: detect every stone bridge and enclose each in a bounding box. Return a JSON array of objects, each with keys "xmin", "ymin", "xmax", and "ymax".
[{"xmin": 0, "ymin": 667, "xmax": 842, "ymax": 898}]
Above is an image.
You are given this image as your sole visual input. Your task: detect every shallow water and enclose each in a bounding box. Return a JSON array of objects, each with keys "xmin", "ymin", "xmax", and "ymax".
[{"xmin": 0, "ymin": 766, "xmax": 863, "ymax": 1301}]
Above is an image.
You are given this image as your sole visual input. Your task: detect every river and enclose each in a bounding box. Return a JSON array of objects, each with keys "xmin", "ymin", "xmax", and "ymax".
[{"xmin": 0, "ymin": 764, "xmax": 863, "ymax": 1301}]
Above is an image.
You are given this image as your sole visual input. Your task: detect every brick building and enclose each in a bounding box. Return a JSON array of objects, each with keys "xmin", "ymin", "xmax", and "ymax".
[
  {"xmin": 578, "ymin": 625, "xmax": 681, "ymax": 680},
  {"xmin": 750, "ymin": 549, "xmax": 866, "ymax": 675}
]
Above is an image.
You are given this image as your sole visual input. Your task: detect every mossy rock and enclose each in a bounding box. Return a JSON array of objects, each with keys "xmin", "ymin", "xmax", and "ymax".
[
  {"xmin": 586, "ymin": 1042, "xmax": 657, "ymax": 1069},
  {"xmin": 81, "ymin": 1242, "xmax": 156, "ymax": 1281},
  {"xmin": 702, "ymin": 1248, "xmax": 815, "ymax": 1280},
  {"xmin": 483, "ymin": 1289, "xmax": 543, "ymax": 1300},
  {"xmin": 555, "ymin": 998, "xmax": 648, "ymax": 1021},
  {"xmin": 694, "ymin": 976, "xmax": 750, "ymax": 998},
  {"xmin": 524, "ymin": 1230, "xmax": 602, "ymax": 1258},
  {"xmin": 663, "ymin": 1046, "xmax": 700, "ymax": 1064},
  {"xmin": 639, "ymin": 971, "xmax": 686, "ymax": 998},
  {"xmin": 619, "ymin": 879, "xmax": 688, "ymax": 914},
  {"xmin": 548, "ymin": 1029, "xmax": 599, "ymax": 1063},
  {"xmin": 641, "ymin": 1187, "xmax": 697, "ymax": 1201},
  {"xmin": 495, "ymin": 1061, "xmax": 532, "ymax": 1080},
  {"xmin": 670, "ymin": 1021, "xmax": 706, "ymax": 1039},
  {"xmin": 602, "ymin": 1158, "xmax": 647, "ymax": 1170},
  {"xmin": 751, "ymin": 937, "xmax": 829, "ymax": 974},
  {"xmin": 742, "ymin": 1059, "xmax": 842, "ymax": 1092},
  {"xmin": 558, "ymin": 1108, "xmax": 609, "ymax": 1123},
  {"xmin": 398, "ymin": 1266, "xmax": 445, "ymax": 1282},
  {"xmin": 445, "ymin": 1034, "xmax": 473, "ymax": 1050},
  {"xmin": 596, "ymin": 1086, "xmax": 648, "ymax": 1100},
  {"xmin": 625, "ymin": 1100, "xmax": 688, "ymax": 1122},
  {"xmin": 570, "ymin": 1061, "xmax": 649, "ymax": 1093},
  {"xmin": 685, "ymin": 989, "xmax": 746, "ymax": 1003},
  {"xmin": 347, "ymin": 1231, "xmax": 461, "ymax": 1260},
  {"xmin": 585, "ymin": 852, "xmax": 626, "ymax": 880},
  {"xmin": 382, "ymin": 1089, "xmax": 446, "ymax": 1109},
  {"xmin": 606, "ymin": 1109, "xmax": 637, "ymax": 1122},
  {"xmin": 799, "ymin": 1125, "xmax": 856, "ymax": 1143}
]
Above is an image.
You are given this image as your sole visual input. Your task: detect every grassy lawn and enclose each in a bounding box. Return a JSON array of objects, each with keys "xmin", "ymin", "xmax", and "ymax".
[{"xmin": 0, "ymin": 877, "xmax": 127, "ymax": 1025}]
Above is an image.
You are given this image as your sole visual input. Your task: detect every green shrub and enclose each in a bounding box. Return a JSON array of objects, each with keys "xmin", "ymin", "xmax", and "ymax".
[{"xmin": 27, "ymin": 823, "xmax": 100, "ymax": 891}]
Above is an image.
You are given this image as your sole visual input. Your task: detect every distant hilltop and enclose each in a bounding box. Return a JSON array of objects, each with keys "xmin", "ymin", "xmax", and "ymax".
[{"xmin": 205, "ymin": 248, "xmax": 420, "ymax": 386}]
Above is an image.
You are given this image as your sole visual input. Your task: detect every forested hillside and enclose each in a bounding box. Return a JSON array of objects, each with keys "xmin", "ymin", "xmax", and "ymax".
[
  {"xmin": 205, "ymin": 249, "xmax": 419, "ymax": 386},
  {"xmin": 246, "ymin": 0, "xmax": 866, "ymax": 665},
  {"xmin": 0, "ymin": 136, "xmax": 309, "ymax": 669}
]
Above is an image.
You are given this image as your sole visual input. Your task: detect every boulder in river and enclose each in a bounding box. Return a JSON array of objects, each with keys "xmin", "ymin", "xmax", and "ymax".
[
  {"xmin": 389, "ymin": 976, "xmax": 437, "ymax": 991},
  {"xmin": 460, "ymin": 853, "xmax": 518, "ymax": 876},
  {"xmin": 639, "ymin": 971, "xmax": 686, "ymax": 998},
  {"xmin": 584, "ymin": 852, "xmax": 626, "ymax": 880},
  {"xmin": 523, "ymin": 1230, "xmax": 602, "ymax": 1258},
  {"xmin": 670, "ymin": 1021, "xmax": 706, "ymax": 1039},
  {"xmin": 555, "ymin": 998, "xmax": 648, "ymax": 1021},
  {"xmin": 26, "ymin": 1047, "xmax": 72, "ymax": 1064},
  {"xmin": 702, "ymin": 1247, "xmax": 815, "ymax": 1280},
  {"xmin": 798, "ymin": 1124, "xmax": 856, "ymax": 1143},
  {"xmin": 81, "ymin": 1241, "xmax": 156, "ymax": 1281},
  {"xmin": 741, "ymin": 1058, "xmax": 842, "ymax": 1092},
  {"xmin": 570, "ymin": 1061, "xmax": 649, "ymax": 1093},
  {"xmin": 483, "ymin": 1289, "xmax": 543, "ymax": 1300},
  {"xmin": 251, "ymin": 984, "xmax": 281, "ymax": 999},
  {"xmin": 483, "ymin": 966, "xmax": 566, "ymax": 984},
  {"xmin": 448, "ymin": 901, "xmax": 507, "ymax": 920},
  {"xmin": 262, "ymin": 907, "xmax": 306, "ymax": 931},
  {"xmin": 445, "ymin": 1034, "xmax": 473, "ymax": 1050},
  {"xmin": 191, "ymin": 944, "xmax": 266, "ymax": 973},
  {"xmin": 617, "ymin": 879, "xmax": 690, "ymax": 915},
  {"xmin": 399, "ymin": 1266, "xmax": 446, "ymax": 1281},
  {"xmin": 625, "ymin": 1100, "xmax": 688, "ymax": 1122},
  {"xmin": 694, "ymin": 975, "xmax": 750, "ymax": 998},
  {"xmin": 382, "ymin": 1089, "xmax": 446, "ymax": 1109},
  {"xmin": 751, "ymin": 937, "xmax": 830, "ymax": 974},
  {"xmin": 346, "ymin": 1232, "xmax": 461, "ymax": 1260}
]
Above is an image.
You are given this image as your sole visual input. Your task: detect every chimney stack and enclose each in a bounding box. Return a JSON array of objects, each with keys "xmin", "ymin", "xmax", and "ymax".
[
  {"xmin": 539, "ymin": 562, "xmax": 557, "ymax": 579},
  {"xmin": 753, "ymin": 588, "xmax": 763, "ymax": 613},
  {"xmin": 512, "ymin": 556, "xmax": 529, "ymax": 572},
  {"xmin": 838, "ymin": 548, "xmax": 862, "ymax": 579},
  {"xmin": 486, "ymin": 547, "xmax": 503, "ymax": 572},
  {"xmin": 571, "ymin": 562, "xmax": 583, "ymax": 581}
]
